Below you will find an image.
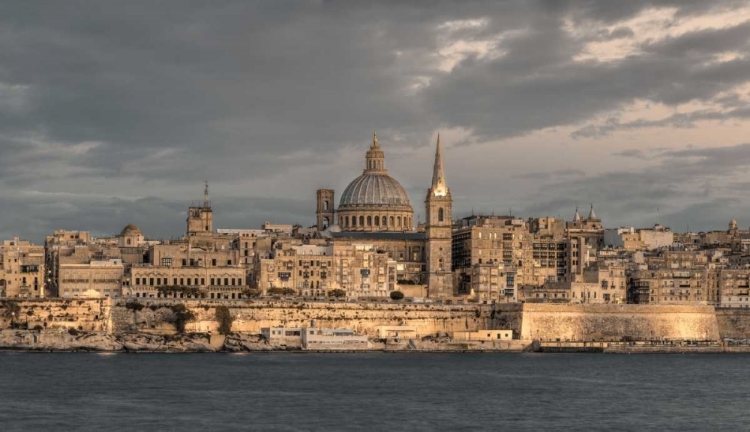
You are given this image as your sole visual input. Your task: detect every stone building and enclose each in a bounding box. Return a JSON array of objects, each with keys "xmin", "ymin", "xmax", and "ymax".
[
  {"xmin": 0, "ymin": 237, "xmax": 46, "ymax": 298},
  {"xmin": 126, "ymin": 234, "xmax": 246, "ymax": 299},
  {"xmin": 452, "ymin": 215, "xmax": 528, "ymax": 298},
  {"xmin": 604, "ymin": 224, "xmax": 674, "ymax": 251},
  {"xmin": 59, "ymin": 259, "xmax": 124, "ymax": 298},
  {"xmin": 628, "ymin": 251, "xmax": 714, "ymax": 305}
]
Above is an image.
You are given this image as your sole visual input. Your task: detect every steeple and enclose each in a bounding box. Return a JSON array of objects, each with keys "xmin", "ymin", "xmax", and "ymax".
[
  {"xmin": 588, "ymin": 203, "xmax": 597, "ymax": 220},
  {"xmin": 574, "ymin": 206, "xmax": 581, "ymax": 222},
  {"xmin": 430, "ymin": 134, "xmax": 448, "ymax": 197},
  {"xmin": 365, "ymin": 132, "xmax": 386, "ymax": 173}
]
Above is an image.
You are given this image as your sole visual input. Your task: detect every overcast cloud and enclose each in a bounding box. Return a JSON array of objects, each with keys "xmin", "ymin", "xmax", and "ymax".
[{"xmin": 1, "ymin": 0, "xmax": 750, "ymax": 241}]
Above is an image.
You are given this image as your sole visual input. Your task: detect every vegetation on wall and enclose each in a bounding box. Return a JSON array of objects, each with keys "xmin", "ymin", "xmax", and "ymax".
[
  {"xmin": 157, "ymin": 285, "xmax": 202, "ymax": 298},
  {"xmin": 215, "ymin": 305, "xmax": 234, "ymax": 335},
  {"xmin": 169, "ymin": 304, "xmax": 196, "ymax": 333},
  {"xmin": 267, "ymin": 287, "xmax": 296, "ymax": 296},
  {"xmin": 390, "ymin": 291, "xmax": 404, "ymax": 301},
  {"xmin": 328, "ymin": 289, "xmax": 346, "ymax": 298}
]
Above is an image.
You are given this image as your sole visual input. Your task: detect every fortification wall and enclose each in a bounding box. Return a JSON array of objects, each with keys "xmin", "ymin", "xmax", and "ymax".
[
  {"xmin": 2, "ymin": 299, "xmax": 745, "ymax": 343},
  {"xmin": 111, "ymin": 299, "xmax": 490, "ymax": 337},
  {"xmin": 715, "ymin": 308, "xmax": 750, "ymax": 340},
  {"xmin": 496, "ymin": 303, "xmax": 721, "ymax": 341},
  {"xmin": 0, "ymin": 299, "xmax": 111, "ymax": 332}
]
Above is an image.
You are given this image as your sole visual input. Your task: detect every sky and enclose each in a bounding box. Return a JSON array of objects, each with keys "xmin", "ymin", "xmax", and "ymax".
[{"xmin": 2, "ymin": 0, "xmax": 750, "ymax": 242}]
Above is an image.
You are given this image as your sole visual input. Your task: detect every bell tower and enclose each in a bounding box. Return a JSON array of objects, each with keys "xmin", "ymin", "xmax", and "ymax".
[
  {"xmin": 425, "ymin": 134, "xmax": 453, "ymax": 298},
  {"xmin": 187, "ymin": 182, "xmax": 214, "ymax": 236},
  {"xmin": 316, "ymin": 189, "xmax": 335, "ymax": 231}
]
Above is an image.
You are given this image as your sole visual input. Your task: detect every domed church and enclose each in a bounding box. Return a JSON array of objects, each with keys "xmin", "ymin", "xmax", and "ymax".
[
  {"xmin": 336, "ymin": 133, "xmax": 414, "ymax": 232},
  {"xmin": 315, "ymin": 133, "xmax": 454, "ymax": 298}
]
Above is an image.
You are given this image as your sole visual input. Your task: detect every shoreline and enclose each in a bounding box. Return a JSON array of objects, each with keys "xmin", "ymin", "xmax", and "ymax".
[{"xmin": 2, "ymin": 329, "xmax": 750, "ymax": 354}]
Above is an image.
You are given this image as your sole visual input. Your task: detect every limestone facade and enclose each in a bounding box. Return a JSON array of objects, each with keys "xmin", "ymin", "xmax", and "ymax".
[
  {"xmin": 59, "ymin": 259, "xmax": 124, "ymax": 298},
  {"xmin": 0, "ymin": 237, "xmax": 46, "ymax": 298}
]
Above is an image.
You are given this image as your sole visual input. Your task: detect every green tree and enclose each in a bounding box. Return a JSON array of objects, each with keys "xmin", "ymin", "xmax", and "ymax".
[
  {"xmin": 390, "ymin": 291, "xmax": 404, "ymax": 301},
  {"xmin": 170, "ymin": 304, "xmax": 196, "ymax": 333},
  {"xmin": 215, "ymin": 305, "xmax": 234, "ymax": 335},
  {"xmin": 328, "ymin": 289, "xmax": 346, "ymax": 298},
  {"xmin": 267, "ymin": 287, "xmax": 296, "ymax": 296},
  {"xmin": 3, "ymin": 300, "xmax": 21, "ymax": 328}
]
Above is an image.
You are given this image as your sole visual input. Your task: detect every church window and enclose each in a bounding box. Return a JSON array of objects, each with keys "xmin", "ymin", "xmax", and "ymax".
[
  {"xmin": 324, "ymin": 200, "xmax": 329, "ymax": 211},
  {"xmin": 360, "ymin": 216, "xmax": 364, "ymax": 226},
  {"xmin": 438, "ymin": 208, "xmax": 444, "ymax": 222},
  {"xmin": 390, "ymin": 216, "xmax": 394, "ymax": 226},
  {"xmin": 397, "ymin": 216, "xmax": 401, "ymax": 227},
  {"xmin": 375, "ymin": 216, "xmax": 380, "ymax": 226},
  {"xmin": 367, "ymin": 216, "xmax": 372, "ymax": 226}
]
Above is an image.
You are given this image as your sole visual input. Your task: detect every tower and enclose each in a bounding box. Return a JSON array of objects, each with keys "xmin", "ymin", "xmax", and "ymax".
[
  {"xmin": 316, "ymin": 189, "xmax": 335, "ymax": 231},
  {"xmin": 425, "ymin": 134, "xmax": 453, "ymax": 298},
  {"xmin": 187, "ymin": 182, "xmax": 214, "ymax": 236}
]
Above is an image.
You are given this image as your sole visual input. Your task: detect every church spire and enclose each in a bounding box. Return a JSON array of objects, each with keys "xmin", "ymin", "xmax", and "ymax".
[
  {"xmin": 430, "ymin": 134, "xmax": 448, "ymax": 197},
  {"xmin": 588, "ymin": 203, "xmax": 597, "ymax": 220},
  {"xmin": 574, "ymin": 206, "xmax": 581, "ymax": 222}
]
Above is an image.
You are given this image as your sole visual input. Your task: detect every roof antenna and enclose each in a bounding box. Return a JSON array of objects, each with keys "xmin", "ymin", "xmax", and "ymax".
[{"xmin": 203, "ymin": 181, "xmax": 210, "ymax": 208}]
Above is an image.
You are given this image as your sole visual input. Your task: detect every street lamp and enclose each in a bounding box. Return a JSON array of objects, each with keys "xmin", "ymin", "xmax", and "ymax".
[{"xmin": 11, "ymin": 312, "xmax": 15, "ymax": 329}]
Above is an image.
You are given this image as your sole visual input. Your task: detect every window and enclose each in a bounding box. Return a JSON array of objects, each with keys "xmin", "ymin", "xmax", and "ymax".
[
  {"xmin": 324, "ymin": 200, "xmax": 329, "ymax": 211},
  {"xmin": 212, "ymin": 259, "xmax": 217, "ymax": 266},
  {"xmin": 367, "ymin": 216, "xmax": 372, "ymax": 226},
  {"xmin": 438, "ymin": 208, "xmax": 444, "ymax": 222},
  {"xmin": 161, "ymin": 257, "xmax": 172, "ymax": 267}
]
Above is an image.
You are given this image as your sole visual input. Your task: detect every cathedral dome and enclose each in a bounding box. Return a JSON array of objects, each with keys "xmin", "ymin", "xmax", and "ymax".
[
  {"xmin": 336, "ymin": 133, "xmax": 414, "ymax": 232},
  {"xmin": 339, "ymin": 173, "xmax": 411, "ymax": 207},
  {"xmin": 120, "ymin": 223, "xmax": 142, "ymax": 237}
]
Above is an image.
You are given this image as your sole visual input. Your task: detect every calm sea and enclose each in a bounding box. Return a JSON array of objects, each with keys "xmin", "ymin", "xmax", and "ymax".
[{"xmin": 0, "ymin": 352, "xmax": 748, "ymax": 431}]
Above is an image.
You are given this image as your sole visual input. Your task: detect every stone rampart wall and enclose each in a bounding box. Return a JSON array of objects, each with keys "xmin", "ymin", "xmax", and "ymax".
[
  {"xmin": 0, "ymin": 299, "xmax": 111, "ymax": 332},
  {"xmin": 715, "ymin": 308, "xmax": 750, "ymax": 340},
  {"xmin": 4, "ymin": 299, "xmax": 750, "ymax": 342},
  {"xmin": 496, "ymin": 303, "xmax": 721, "ymax": 341},
  {"xmin": 111, "ymin": 299, "xmax": 490, "ymax": 337}
]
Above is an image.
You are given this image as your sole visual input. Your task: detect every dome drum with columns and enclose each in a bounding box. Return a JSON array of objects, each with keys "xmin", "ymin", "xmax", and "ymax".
[{"xmin": 337, "ymin": 133, "xmax": 414, "ymax": 232}]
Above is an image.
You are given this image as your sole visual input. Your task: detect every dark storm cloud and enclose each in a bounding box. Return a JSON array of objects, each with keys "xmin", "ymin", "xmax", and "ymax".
[
  {"xmin": 521, "ymin": 142, "xmax": 750, "ymax": 229},
  {"xmin": 1, "ymin": 0, "xmax": 750, "ymax": 240}
]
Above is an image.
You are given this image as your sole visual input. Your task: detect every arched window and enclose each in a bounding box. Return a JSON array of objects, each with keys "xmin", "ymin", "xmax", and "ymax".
[
  {"xmin": 324, "ymin": 200, "xmax": 329, "ymax": 211},
  {"xmin": 367, "ymin": 216, "xmax": 372, "ymax": 226},
  {"xmin": 351, "ymin": 216, "xmax": 356, "ymax": 227},
  {"xmin": 438, "ymin": 208, "xmax": 444, "ymax": 222},
  {"xmin": 359, "ymin": 216, "xmax": 364, "ymax": 226},
  {"xmin": 389, "ymin": 216, "xmax": 394, "ymax": 227},
  {"xmin": 375, "ymin": 216, "xmax": 380, "ymax": 226},
  {"xmin": 397, "ymin": 216, "xmax": 402, "ymax": 227}
]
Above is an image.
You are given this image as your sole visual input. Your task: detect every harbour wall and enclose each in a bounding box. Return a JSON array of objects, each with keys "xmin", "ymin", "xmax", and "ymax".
[{"xmin": 4, "ymin": 299, "xmax": 750, "ymax": 342}]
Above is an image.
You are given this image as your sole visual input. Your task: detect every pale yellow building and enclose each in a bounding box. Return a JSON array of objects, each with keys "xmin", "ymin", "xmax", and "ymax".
[
  {"xmin": 59, "ymin": 259, "xmax": 124, "ymax": 298},
  {"xmin": 0, "ymin": 237, "xmax": 46, "ymax": 298}
]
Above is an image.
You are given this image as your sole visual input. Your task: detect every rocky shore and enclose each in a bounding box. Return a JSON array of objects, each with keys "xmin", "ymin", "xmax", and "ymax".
[{"xmin": 0, "ymin": 329, "xmax": 530, "ymax": 353}]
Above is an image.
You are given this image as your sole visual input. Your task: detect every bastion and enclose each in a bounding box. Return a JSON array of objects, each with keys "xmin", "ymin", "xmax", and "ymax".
[{"xmin": 495, "ymin": 303, "xmax": 721, "ymax": 341}]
